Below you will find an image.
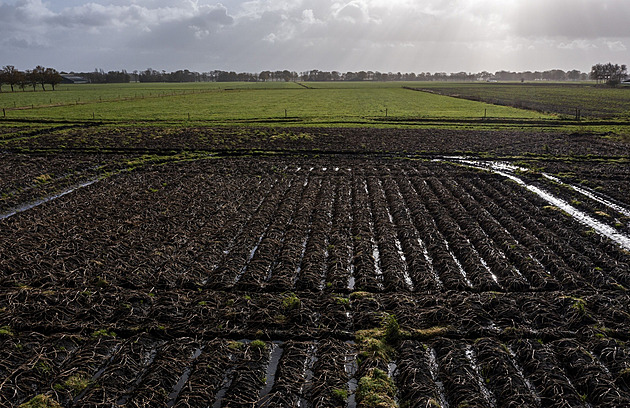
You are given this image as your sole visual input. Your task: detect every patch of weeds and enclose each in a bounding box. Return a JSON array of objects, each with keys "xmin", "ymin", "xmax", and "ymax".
[
  {"xmin": 563, "ymin": 296, "xmax": 587, "ymax": 316},
  {"xmin": 332, "ymin": 388, "xmax": 348, "ymax": 404},
  {"xmin": 63, "ymin": 374, "xmax": 91, "ymax": 395},
  {"xmin": 18, "ymin": 395, "xmax": 62, "ymax": 408},
  {"xmin": 383, "ymin": 314, "xmax": 401, "ymax": 344},
  {"xmin": 356, "ymin": 368, "xmax": 398, "ymax": 408},
  {"xmin": 350, "ymin": 291, "xmax": 374, "ymax": 300},
  {"xmin": 91, "ymin": 329, "xmax": 116, "ymax": 338},
  {"xmin": 0, "ymin": 325, "xmax": 14, "ymax": 337},
  {"xmin": 197, "ymin": 301, "xmax": 207, "ymax": 306},
  {"xmin": 33, "ymin": 174, "xmax": 52, "ymax": 184},
  {"xmin": 411, "ymin": 326, "xmax": 450, "ymax": 340},
  {"xmin": 281, "ymin": 293, "xmax": 301, "ymax": 311},
  {"xmin": 228, "ymin": 340, "xmax": 244, "ymax": 351},
  {"xmin": 335, "ymin": 296, "xmax": 350, "ymax": 306},
  {"xmin": 250, "ymin": 339, "xmax": 267, "ymax": 350},
  {"xmin": 356, "ymin": 314, "xmax": 406, "ymax": 364},
  {"xmin": 35, "ymin": 362, "xmax": 52, "ymax": 375}
]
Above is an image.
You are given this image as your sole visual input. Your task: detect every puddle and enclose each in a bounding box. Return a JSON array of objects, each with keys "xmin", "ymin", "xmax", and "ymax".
[
  {"xmin": 543, "ymin": 174, "xmax": 630, "ymax": 218},
  {"xmin": 451, "ymin": 159, "xmax": 630, "ymax": 251},
  {"xmin": 397, "ymin": 173, "xmax": 442, "ymax": 289},
  {"xmin": 294, "ymin": 234, "xmax": 309, "ymax": 284},
  {"xmin": 257, "ymin": 342, "xmax": 284, "ymax": 406},
  {"xmin": 116, "ymin": 343, "xmax": 163, "ymax": 406},
  {"xmin": 167, "ymin": 347, "xmax": 204, "ymax": 407},
  {"xmin": 505, "ymin": 346, "xmax": 541, "ymax": 406},
  {"xmin": 212, "ymin": 352, "xmax": 237, "ymax": 408},
  {"xmin": 212, "ymin": 181, "xmax": 270, "ymax": 277},
  {"xmin": 444, "ymin": 239, "xmax": 473, "ymax": 288},
  {"xmin": 1, "ymin": 179, "xmax": 98, "ymax": 220},
  {"xmin": 427, "ymin": 347, "xmax": 449, "ymax": 408},
  {"xmin": 418, "ymin": 238, "xmax": 442, "ymax": 289},
  {"xmin": 318, "ymin": 191, "xmax": 335, "ymax": 291},
  {"xmin": 348, "ymin": 205, "xmax": 356, "ymax": 290},
  {"xmin": 371, "ymin": 240, "xmax": 384, "ymax": 288},
  {"xmin": 345, "ymin": 344, "xmax": 358, "ymax": 408},
  {"xmin": 395, "ymin": 237, "xmax": 414, "ymax": 290},
  {"xmin": 479, "ymin": 256, "xmax": 500, "ymax": 285},
  {"xmin": 387, "ymin": 361, "xmax": 397, "ymax": 377},
  {"xmin": 381, "ymin": 184, "xmax": 414, "ymax": 291},
  {"xmin": 234, "ymin": 235, "xmax": 264, "ymax": 283},
  {"xmin": 298, "ymin": 343, "xmax": 318, "ymax": 408},
  {"xmin": 73, "ymin": 342, "xmax": 121, "ymax": 403},
  {"xmin": 464, "ymin": 345, "xmax": 497, "ymax": 407},
  {"xmin": 363, "ymin": 180, "xmax": 384, "ymax": 290}
]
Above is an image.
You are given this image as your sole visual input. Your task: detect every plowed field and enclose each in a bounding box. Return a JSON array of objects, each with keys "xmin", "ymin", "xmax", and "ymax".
[{"xmin": 2, "ymin": 127, "xmax": 630, "ymax": 407}]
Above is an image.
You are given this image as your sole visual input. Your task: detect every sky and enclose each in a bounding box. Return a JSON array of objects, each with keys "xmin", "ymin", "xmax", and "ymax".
[{"xmin": 1, "ymin": 0, "xmax": 629, "ymax": 74}]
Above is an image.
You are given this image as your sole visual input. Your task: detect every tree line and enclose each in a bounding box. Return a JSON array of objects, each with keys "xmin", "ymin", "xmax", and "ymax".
[
  {"xmin": 1, "ymin": 63, "xmax": 626, "ymax": 89},
  {"xmin": 0, "ymin": 65, "xmax": 62, "ymax": 91}
]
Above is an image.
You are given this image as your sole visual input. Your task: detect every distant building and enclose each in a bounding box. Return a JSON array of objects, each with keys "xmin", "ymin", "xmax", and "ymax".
[
  {"xmin": 61, "ymin": 75, "xmax": 89, "ymax": 84},
  {"xmin": 621, "ymin": 79, "xmax": 630, "ymax": 87}
]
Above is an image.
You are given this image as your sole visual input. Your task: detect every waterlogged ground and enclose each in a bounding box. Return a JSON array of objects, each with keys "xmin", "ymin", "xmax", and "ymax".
[{"xmin": 1, "ymin": 127, "xmax": 630, "ymax": 407}]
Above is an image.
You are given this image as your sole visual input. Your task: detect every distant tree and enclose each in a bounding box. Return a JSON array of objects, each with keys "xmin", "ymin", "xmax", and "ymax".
[
  {"xmin": 544, "ymin": 69, "xmax": 566, "ymax": 81},
  {"xmin": 24, "ymin": 70, "xmax": 38, "ymax": 91},
  {"xmin": 18, "ymin": 72, "xmax": 29, "ymax": 91},
  {"xmin": 567, "ymin": 70, "xmax": 582, "ymax": 81},
  {"xmin": 44, "ymin": 67, "xmax": 62, "ymax": 90},
  {"xmin": 590, "ymin": 63, "xmax": 627, "ymax": 85},
  {"xmin": 6, "ymin": 66, "xmax": 24, "ymax": 91},
  {"xmin": 31, "ymin": 65, "xmax": 47, "ymax": 90}
]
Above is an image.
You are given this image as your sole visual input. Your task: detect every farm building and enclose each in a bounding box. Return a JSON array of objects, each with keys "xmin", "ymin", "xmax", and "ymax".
[{"xmin": 61, "ymin": 74, "xmax": 89, "ymax": 84}]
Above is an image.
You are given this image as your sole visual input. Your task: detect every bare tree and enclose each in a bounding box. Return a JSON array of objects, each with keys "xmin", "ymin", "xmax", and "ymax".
[
  {"xmin": 44, "ymin": 67, "xmax": 62, "ymax": 90},
  {"xmin": 32, "ymin": 65, "xmax": 47, "ymax": 90},
  {"xmin": 2, "ymin": 65, "xmax": 24, "ymax": 92}
]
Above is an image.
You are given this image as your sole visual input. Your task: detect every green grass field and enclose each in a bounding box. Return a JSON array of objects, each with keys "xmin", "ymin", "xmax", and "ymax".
[
  {"xmin": 2, "ymin": 81, "xmax": 630, "ymax": 137},
  {"xmin": 1, "ymin": 82, "xmax": 551, "ymax": 127}
]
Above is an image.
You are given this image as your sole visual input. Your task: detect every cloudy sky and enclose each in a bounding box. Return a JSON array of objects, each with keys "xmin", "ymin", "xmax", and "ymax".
[{"xmin": 1, "ymin": 0, "xmax": 629, "ymax": 74}]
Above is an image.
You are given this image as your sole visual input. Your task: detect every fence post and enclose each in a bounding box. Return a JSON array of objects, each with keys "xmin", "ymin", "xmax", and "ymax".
[{"xmin": 2, "ymin": 108, "xmax": 5, "ymax": 118}]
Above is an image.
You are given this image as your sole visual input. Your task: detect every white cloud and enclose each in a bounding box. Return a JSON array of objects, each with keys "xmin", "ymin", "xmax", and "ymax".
[{"xmin": 606, "ymin": 40, "xmax": 627, "ymax": 52}]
